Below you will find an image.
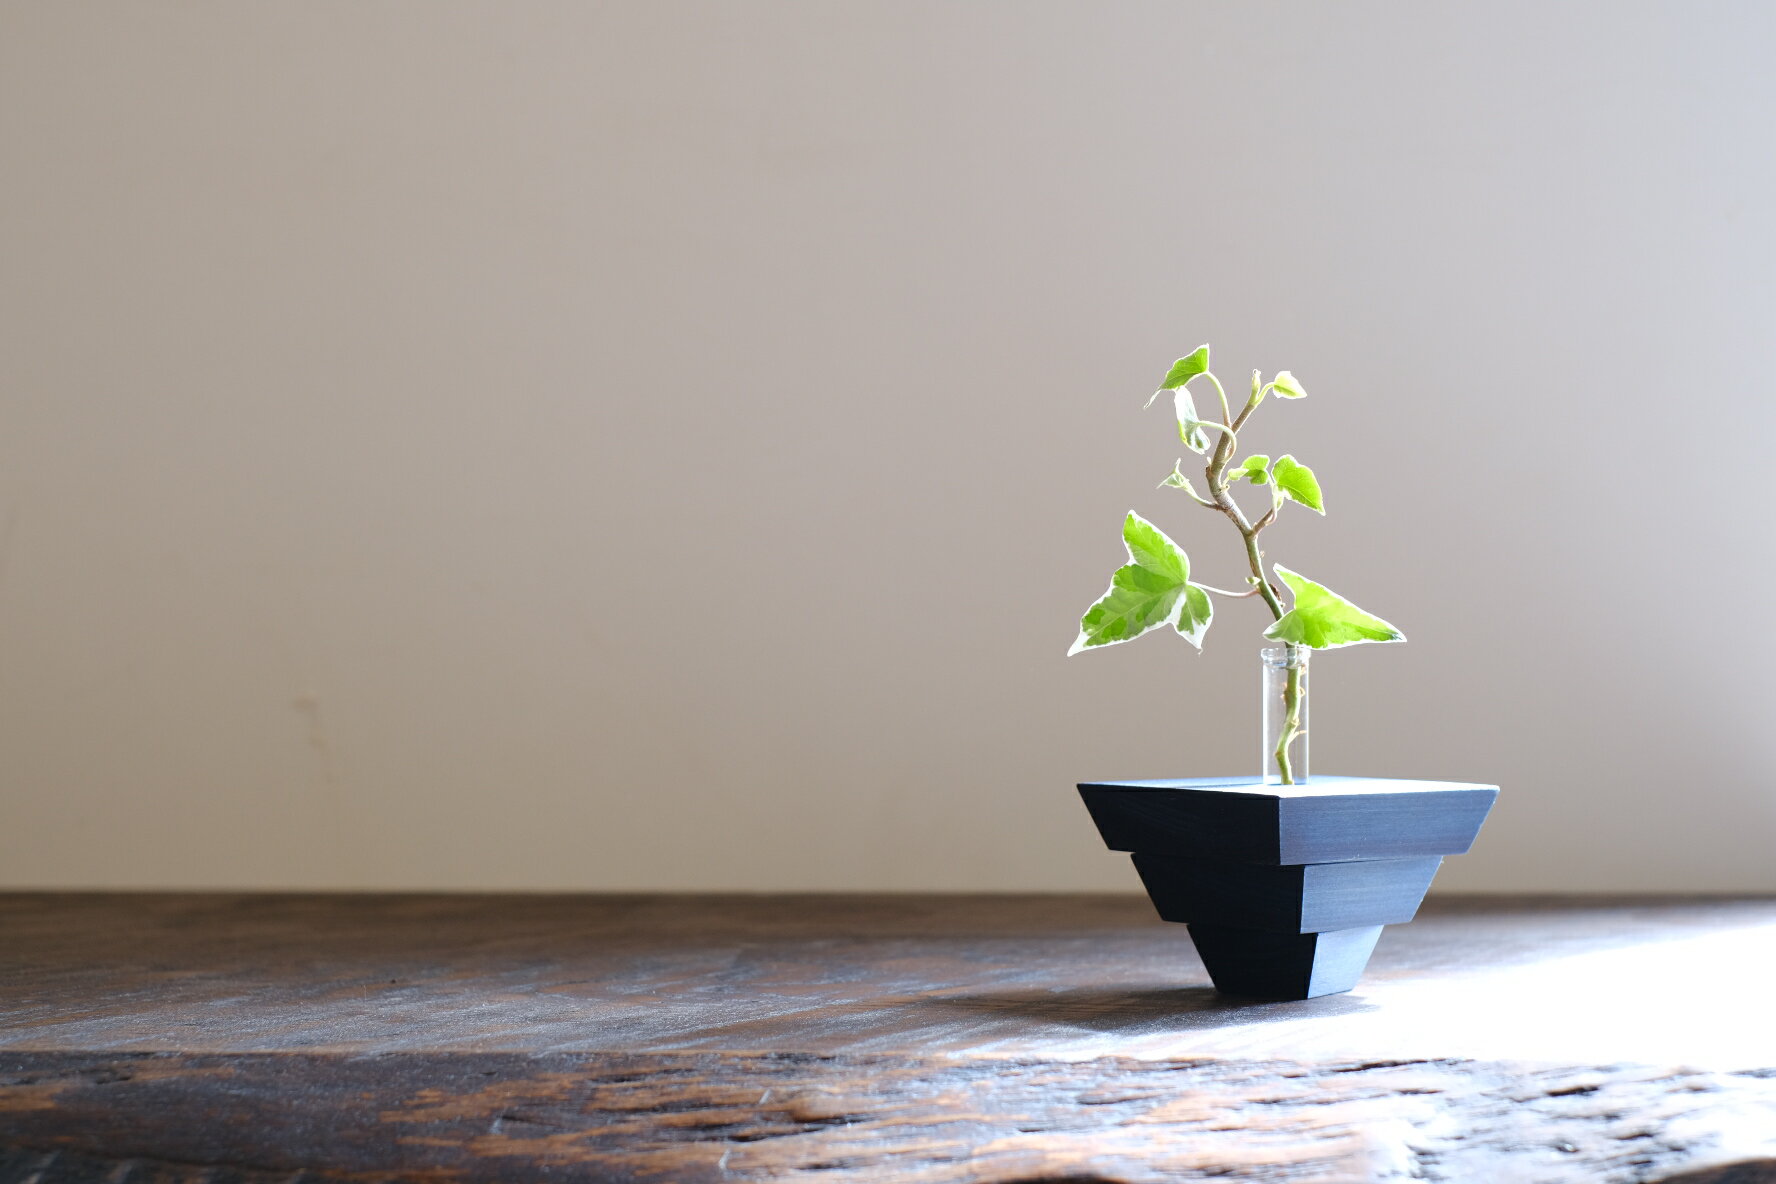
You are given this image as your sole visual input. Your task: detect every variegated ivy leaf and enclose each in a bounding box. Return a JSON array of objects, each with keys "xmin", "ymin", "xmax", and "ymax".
[
  {"xmin": 1160, "ymin": 345, "xmax": 1210, "ymax": 391},
  {"xmin": 1272, "ymin": 454, "xmax": 1323, "ymax": 514},
  {"xmin": 1122, "ymin": 509, "xmax": 1187, "ymax": 580},
  {"xmin": 1173, "ymin": 389, "xmax": 1214, "ymax": 454},
  {"xmin": 1158, "ymin": 459, "xmax": 1204, "ymax": 499},
  {"xmin": 1264, "ymin": 566, "xmax": 1404, "ymax": 650},
  {"xmin": 1175, "ymin": 582, "xmax": 1213, "ymax": 648},
  {"xmin": 1068, "ymin": 511, "xmax": 1215, "ymax": 654},
  {"xmin": 1228, "ymin": 454, "xmax": 1271, "ymax": 485},
  {"xmin": 1271, "ymin": 370, "xmax": 1306, "ymax": 399}
]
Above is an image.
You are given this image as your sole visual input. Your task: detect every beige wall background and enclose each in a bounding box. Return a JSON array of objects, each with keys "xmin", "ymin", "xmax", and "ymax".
[{"xmin": 2, "ymin": 1, "xmax": 1772, "ymax": 891}]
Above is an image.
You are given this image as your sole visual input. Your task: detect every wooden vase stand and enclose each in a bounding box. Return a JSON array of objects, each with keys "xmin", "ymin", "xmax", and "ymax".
[{"xmin": 1078, "ymin": 775, "xmax": 1499, "ymax": 999}]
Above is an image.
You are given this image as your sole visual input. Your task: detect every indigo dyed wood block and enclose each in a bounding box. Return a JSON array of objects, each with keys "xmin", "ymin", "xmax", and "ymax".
[
  {"xmin": 1186, "ymin": 923, "xmax": 1386, "ymax": 999},
  {"xmin": 1078, "ymin": 775, "xmax": 1498, "ymax": 999},
  {"xmin": 1077, "ymin": 775, "xmax": 1497, "ymax": 864},
  {"xmin": 1131, "ymin": 853, "xmax": 1443, "ymax": 933}
]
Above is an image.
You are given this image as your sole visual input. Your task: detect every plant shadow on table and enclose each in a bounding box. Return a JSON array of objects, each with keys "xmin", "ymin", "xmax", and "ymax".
[{"xmin": 924, "ymin": 985, "xmax": 1375, "ymax": 1036}]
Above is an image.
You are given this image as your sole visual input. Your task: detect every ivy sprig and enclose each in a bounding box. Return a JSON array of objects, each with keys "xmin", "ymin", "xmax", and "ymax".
[
  {"xmin": 1071, "ymin": 343, "xmax": 1400, "ymax": 656},
  {"xmin": 1069, "ymin": 344, "xmax": 1404, "ymax": 781}
]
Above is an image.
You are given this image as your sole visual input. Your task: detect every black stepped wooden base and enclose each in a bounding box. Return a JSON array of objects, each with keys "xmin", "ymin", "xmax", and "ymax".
[
  {"xmin": 1132, "ymin": 853, "xmax": 1443, "ymax": 933},
  {"xmin": 1187, "ymin": 922, "xmax": 1385, "ymax": 999},
  {"xmin": 1078, "ymin": 776, "xmax": 1498, "ymax": 1000}
]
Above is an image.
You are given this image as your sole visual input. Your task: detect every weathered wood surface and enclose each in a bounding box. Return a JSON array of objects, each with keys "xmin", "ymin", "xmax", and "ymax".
[{"xmin": 3, "ymin": 893, "xmax": 1776, "ymax": 1183}]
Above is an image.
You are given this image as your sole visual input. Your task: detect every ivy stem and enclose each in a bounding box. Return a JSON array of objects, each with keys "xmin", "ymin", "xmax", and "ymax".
[
  {"xmin": 1204, "ymin": 372, "xmax": 1233, "ymax": 427},
  {"xmin": 1201, "ymin": 369, "xmax": 1303, "ymax": 785},
  {"xmin": 1274, "ymin": 660, "xmax": 1304, "ymax": 785},
  {"xmin": 1250, "ymin": 485, "xmax": 1284, "ymax": 532},
  {"xmin": 1201, "ymin": 422, "xmax": 1238, "ymax": 470},
  {"xmin": 1195, "ymin": 582, "xmax": 1263, "ymax": 599},
  {"xmin": 1230, "ymin": 519, "xmax": 1285, "ymax": 622}
]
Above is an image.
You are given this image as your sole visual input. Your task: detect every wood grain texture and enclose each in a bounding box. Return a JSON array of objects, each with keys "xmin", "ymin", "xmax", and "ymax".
[{"xmin": 4, "ymin": 893, "xmax": 1776, "ymax": 1182}]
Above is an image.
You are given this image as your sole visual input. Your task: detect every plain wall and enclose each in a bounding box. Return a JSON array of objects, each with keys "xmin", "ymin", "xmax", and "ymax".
[{"xmin": 2, "ymin": 1, "xmax": 1772, "ymax": 891}]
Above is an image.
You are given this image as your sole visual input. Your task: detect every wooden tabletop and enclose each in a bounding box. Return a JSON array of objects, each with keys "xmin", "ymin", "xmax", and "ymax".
[{"xmin": 3, "ymin": 893, "xmax": 1775, "ymax": 1183}]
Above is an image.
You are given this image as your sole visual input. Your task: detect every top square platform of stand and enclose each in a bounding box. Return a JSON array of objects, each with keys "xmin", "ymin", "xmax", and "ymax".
[{"xmin": 1077, "ymin": 775, "xmax": 1499, "ymax": 865}]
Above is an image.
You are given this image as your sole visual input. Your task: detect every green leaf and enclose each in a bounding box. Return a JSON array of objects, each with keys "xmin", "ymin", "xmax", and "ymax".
[
  {"xmin": 1158, "ymin": 460, "xmax": 1202, "ymax": 498},
  {"xmin": 1271, "ymin": 370, "xmax": 1306, "ymax": 399},
  {"xmin": 1271, "ymin": 454, "xmax": 1323, "ymax": 514},
  {"xmin": 1264, "ymin": 566, "xmax": 1405, "ymax": 650},
  {"xmin": 1121, "ymin": 509, "xmax": 1187, "ymax": 581},
  {"xmin": 1159, "ymin": 345, "xmax": 1211, "ymax": 391},
  {"xmin": 1173, "ymin": 389, "xmax": 1214, "ymax": 455},
  {"xmin": 1175, "ymin": 582, "xmax": 1213, "ymax": 649},
  {"xmin": 1068, "ymin": 512, "xmax": 1214, "ymax": 654},
  {"xmin": 1228, "ymin": 454, "xmax": 1271, "ymax": 485}
]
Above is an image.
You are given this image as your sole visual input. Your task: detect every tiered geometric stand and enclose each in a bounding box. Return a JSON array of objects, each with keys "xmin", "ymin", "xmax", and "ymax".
[{"xmin": 1077, "ymin": 775, "xmax": 1499, "ymax": 999}]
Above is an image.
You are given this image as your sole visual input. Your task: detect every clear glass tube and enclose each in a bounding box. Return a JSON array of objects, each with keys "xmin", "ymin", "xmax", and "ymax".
[{"xmin": 1261, "ymin": 645, "xmax": 1309, "ymax": 785}]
